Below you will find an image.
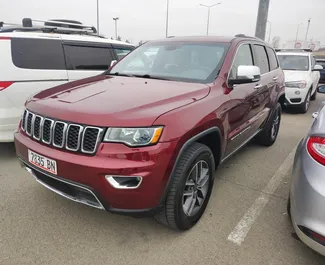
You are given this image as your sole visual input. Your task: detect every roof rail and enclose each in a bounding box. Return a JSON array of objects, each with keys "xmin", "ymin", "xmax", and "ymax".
[
  {"xmin": 0, "ymin": 18, "xmax": 101, "ymax": 37},
  {"xmin": 235, "ymin": 34, "xmax": 261, "ymax": 40},
  {"xmin": 275, "ymin": 48, "xmax": 313, "ymax": 53}
]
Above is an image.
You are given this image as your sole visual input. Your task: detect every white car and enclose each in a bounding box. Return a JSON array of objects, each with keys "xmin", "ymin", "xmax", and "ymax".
[
  {"xmin": 0, "ymin": 18, "xmax": 134, "ymax": 142},
  {"xmin": 276, "ymin": 49, "xmax": 323, "ymax": 113}
]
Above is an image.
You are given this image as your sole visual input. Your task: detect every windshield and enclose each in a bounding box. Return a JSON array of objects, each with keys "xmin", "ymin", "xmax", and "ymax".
[
  {"xmin": 107, "ymin": 41, "xmax": 230, "ymax": 83},
  {"xmin": 278, "ymin": 55, "xmax": 309, "ymax": 71}
]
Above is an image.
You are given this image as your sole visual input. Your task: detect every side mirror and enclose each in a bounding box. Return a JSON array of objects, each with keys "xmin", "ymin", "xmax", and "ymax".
[
  {"xmin": 110, "ymin": 60, "xmax": 117, "ymax": 67},
  {"xmin": 228, "ymin": 65, "xmax": 261, "ymax": 86},
  {"xmin": 313, "ymin": 64, "xmax": 323, "ymax": 71},
  {"xmin": 317, "ymin": 85, "xmax": 325, "ymax": 94}
]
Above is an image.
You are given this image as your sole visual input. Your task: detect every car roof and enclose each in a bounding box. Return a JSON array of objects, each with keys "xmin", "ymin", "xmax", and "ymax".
[{"xmin": 0, "ymin": 31, "xmax": 134, "ymax": 46}]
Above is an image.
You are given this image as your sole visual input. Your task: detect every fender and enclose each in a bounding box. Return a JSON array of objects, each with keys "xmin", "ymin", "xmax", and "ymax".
[{"xmin": 158, "ymin": 126, "xmax": 221, "ymax": 205}]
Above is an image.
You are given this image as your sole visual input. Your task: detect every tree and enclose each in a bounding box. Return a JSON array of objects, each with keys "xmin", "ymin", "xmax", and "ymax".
[
  {"xmin": 138, "ymin": 40, "xmax": 143, "ymax": 46},
  {"xmin": 117, "ymin": 36, "xmax": 122, "ymax": 41},
  {"xmin": 125, "ymin": 39, "xmax": 130, "ymax": 43},
  {"xmin": 271, "ymin": 36, "xmax": 281, "ymax": 49}
]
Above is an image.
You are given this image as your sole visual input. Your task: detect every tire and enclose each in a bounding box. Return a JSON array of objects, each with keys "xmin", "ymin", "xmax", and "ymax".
[
  {"xmin": 155, "ymin": 142, "xmax": 215, "ymax": 231},
  {"xmin": 310, "ymin": 88, "xmax": 317, "ymax": 101},
  {"xmin": 298, "ymin": 90, "xmax": 311, "ymax": 113},
  {"xmin": 287, "ymin": 194, "xmax": 291, "ymax": 219},
  {"xmin": 255, "ymin": 103, "xmax": 282, "ymax": 147}
]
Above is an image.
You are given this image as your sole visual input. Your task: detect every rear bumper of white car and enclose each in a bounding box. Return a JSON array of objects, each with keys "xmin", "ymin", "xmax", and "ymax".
[{"xmin": 285, "ymin": 87, "xmax": 309, "ymax": 106}]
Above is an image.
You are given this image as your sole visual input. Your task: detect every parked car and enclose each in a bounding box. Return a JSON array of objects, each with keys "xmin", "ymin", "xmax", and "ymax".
[
  {"xmin": 288, "ymin": 84, "xmax": 325, "ymax": 256},
  {"xmin": 0, "ymin": 18, "xmax": 134, "ymax": 142},
  {"xmin": 15, "ymin": 35, "xmax": 285, "ymax": 230},
  {"xmin": 276, "ymin": 49, "xmax": 323, "ymax": 113},
  {"xmin": 316, "ymin": 59, "xmax": 325, "ymax": 84}
]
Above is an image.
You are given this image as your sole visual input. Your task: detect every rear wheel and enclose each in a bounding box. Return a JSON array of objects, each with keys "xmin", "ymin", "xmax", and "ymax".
[
  {"xmin": 255, "ymin": 103, "xmax": 282, "ymax": 147},
  {"xmin": 287, "ymin": 194, "xmax": 291, "ymax": 219},
  {"xmin": 155, "ymin": 143, "xmax": 215, "ymax": 231}
]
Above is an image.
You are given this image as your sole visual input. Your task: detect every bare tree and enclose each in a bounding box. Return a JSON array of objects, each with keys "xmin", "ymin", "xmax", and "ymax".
[
  {"xmin": 117, "ymin": 36, "xmax": 122, "ymax": 41},
  {"xmin": 271, "ymin": 36, "xmax": 281, "ymax": 49},
  {"xmin": 125, "ymin": 39, "xmax": 130, "ymax": 43}
]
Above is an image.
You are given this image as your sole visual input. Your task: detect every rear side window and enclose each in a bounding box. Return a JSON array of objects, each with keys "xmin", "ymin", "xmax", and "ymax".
[
  {"xmin": 266, "ymin": 47, "xmax": 278, "ymax": 71},
  {"xmin": 11, "ymin": 38, "xmax": 66, "ymax": 70},
  {"xmin": 113, "ymin": 47, "xmax": 134, "ymax": 59},
  {"xmin": 64, "ymin": 45, "xmax": 114, "ymax": 70},
  {"xmin": 254, "ymin": 45, "xmax": 270, "ymax": 74}
]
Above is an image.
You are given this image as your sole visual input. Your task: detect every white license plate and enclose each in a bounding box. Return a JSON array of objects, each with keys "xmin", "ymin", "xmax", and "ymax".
[{"xmin": 28, "ymin": 150, "xmax": 57, "ymax": 175}]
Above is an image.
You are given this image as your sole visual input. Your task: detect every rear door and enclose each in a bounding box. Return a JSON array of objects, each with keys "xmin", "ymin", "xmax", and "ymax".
[
  {"xmin": 2, "ymin": 36, "xmax": 68, "ymax": 109},
  {"xmin": 63, "ymin": 41, "xmax": 115, "ymax": 81}
]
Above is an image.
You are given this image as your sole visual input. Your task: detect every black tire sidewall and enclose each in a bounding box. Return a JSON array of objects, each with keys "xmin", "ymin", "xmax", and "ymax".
[{"xmin": 174, "ymin": 149, "xmax": 214, "ymax": 230}]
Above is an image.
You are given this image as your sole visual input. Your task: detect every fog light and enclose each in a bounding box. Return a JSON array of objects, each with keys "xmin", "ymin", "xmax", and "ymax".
[
  {"xmin": 295, "ymin": 90, "xmax": 300, "ymax": 95},
  {"xmin": 105, "ymin": 175, "xmax": 142, "ymax": 189}
]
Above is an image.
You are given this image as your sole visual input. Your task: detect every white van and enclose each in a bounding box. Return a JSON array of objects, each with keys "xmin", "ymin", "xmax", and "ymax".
[{"xmin": 0, "ymin": 18, "xmax": 135, "ymax": 142}]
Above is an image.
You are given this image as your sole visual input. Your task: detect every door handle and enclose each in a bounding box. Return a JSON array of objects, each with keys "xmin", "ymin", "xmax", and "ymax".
[
  {"xmin": 273, "ymin": 76, "xmax": 278, "ymax": 81},
  {"xmin": 255, "ymin": 84, "xmax": 263, "ymax": 89}
]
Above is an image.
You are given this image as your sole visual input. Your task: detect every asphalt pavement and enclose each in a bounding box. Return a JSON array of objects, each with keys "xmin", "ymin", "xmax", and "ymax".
[{"xmin": 1, "ymin": 96, "xmax": 325, "ymax": 265}]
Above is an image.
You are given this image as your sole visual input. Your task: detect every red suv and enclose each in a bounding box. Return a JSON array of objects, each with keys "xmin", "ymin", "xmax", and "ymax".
[{"xmin": 15, "ymin": 35, "xmax": 285, "ymax": 230}]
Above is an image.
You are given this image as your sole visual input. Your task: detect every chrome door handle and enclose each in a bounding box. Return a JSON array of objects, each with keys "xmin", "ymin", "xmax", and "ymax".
[
  {"xmin": 273, "ymin": 76, "xmax": 278, "ymax": 81},
  {"xmin": 255, "ymin": 84, "xmax": 263, "ymax": 89}
]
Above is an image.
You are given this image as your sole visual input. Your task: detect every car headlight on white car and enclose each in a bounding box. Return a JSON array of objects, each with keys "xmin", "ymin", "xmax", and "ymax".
[
  {"xmin": 285, "ymin": 81, "xmax": 307, "ymax": 89},
  {"xmin": 103, "ymin": 127, "xmax": 163, "ymax": 146}
]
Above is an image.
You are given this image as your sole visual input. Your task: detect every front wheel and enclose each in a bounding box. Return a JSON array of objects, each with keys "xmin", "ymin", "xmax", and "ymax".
[
  {"xmin": 155, "ymin": 142, "xmax": 215, "ymax": 231},
  {"xmin": 255, "ymin": 103, "xmax": 282, "ymax": 147},
  {"xmin": 298, "ymin": 90, "xmax": 311, "ymax": 113}
]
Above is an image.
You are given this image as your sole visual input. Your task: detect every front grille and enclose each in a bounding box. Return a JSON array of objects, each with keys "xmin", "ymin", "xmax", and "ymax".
[{"xmin": 21, "ymin": 110, "xmax": 103, "ymax": 155}]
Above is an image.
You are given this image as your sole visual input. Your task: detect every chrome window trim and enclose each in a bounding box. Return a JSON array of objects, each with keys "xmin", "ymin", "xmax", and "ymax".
[
  {"xmin": 66, "ymin": 124, "xmax": 84, "ymax": 151},
  {"xmin": 53, "ymin": 121, "xmax": 68, "ymax": 148},
  {"xmin": 26, "ymin": 112, "xmax": 35, "ymax": 136},
  {"xmin": 33, "ymin": 115, "xmax": 44, "ymax": 141},
  {"xmin": 81, "ymin": 126, "xmax": 103, "ymax": 154},
  {"xmin": 42, "ymin": 118, "xmax": 54, "ymax": 145}
]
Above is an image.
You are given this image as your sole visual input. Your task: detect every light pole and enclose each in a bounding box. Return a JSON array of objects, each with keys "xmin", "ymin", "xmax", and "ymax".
[
  {"xmin": 113, "ymin": 17, "xmax": 119, "ymax": 40},
  {"xmin": 295, "ymin": 23, "xmax": 303, "ymax": 43},
  {"xmin": 304, "ymin": 18, "xmax": 311, "ymax": 45},
  {"xmin": 96, "ymin": 0, "xmax": 99, "ymax": 35},
  {"xmin": 200, "ymin": 2, "xmax": 221, "ymax": 36},
  {"xmin": 166, "ymin": 0, "xmax": 169, "ymax": 37},
  {"xmin": 267, "ymin": 20, "xmax": 271, "ymax": 44}
]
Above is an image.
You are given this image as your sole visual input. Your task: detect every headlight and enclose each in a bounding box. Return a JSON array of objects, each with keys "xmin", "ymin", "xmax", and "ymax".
[
  {"xmin": 103, "ymin": 127, "xmax": 163, "ymax": 146},
  {"xmin": 285, "ymin": 81, "xmax": 307, "ymax": 89}
]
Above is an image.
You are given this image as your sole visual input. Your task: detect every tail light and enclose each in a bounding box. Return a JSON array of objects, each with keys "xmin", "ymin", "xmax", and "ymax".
[
  {"xmin": 0, "ymin": 81, "xmax": 14, "ymax": 91},
  {"xmin": 307, "ymin": 136, "xmax": 325, "ymax": 165}
]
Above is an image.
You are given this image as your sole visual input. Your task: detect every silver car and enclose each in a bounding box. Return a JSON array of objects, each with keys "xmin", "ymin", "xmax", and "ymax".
[{"xmin": 288, "ymin": 84, "xmax": 325, "ymax": 256}]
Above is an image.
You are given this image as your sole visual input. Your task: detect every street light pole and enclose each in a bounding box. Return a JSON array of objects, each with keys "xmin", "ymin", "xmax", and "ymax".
[
  {"xmin": 267, "ymin": 20, "xmax": 271, "ymax": 43},
  {"xmin": 96, "ymin": 0, "xmax": 99, "ymax": 35},
  {"xmin": 304, "ymin": 18, "xmax": 311, "ymax": 45},
  {"xmin": 166, "ymin": 0, "xmax": 169, "ymax": 37},
  {"xmin": 295, "ymin": 23, "xmax": 303, "ymax": 43},
  {"xmin": 113, "ymin": 17, "xmax": 119, "ymax": 39},
  {"xmin": 255, "ymin": 0, "xmax": 270, "ymax": 40},
  {"xmin": 200, "ymin": 2, "xmax": 221, "ymax": 36}
]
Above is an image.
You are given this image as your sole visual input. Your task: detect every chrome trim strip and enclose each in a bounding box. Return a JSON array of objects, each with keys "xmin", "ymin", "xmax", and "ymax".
[
  {"xmin": 66, "ymin": 124, "xmax": 83, "ymax": 151},
  {"xmin": 26, "ymin": 112, "xmax": 35, "ymax": 136},
  {"xmin": 42, "ymin": 118, "xmax": 54, "ymax": 145},
  {"xmin": 105, "ymin": 176, "xmax": 143, "ymax": 190},
  {"xmin": 33, "ymin": 115, "xmax": 44, "ymax": 141},
  {"xmin": 81, "ymin": 127, "xmax": 103, "ymax": 154},
  {"xmin": 53, "ymin": 121, "xmax": 68, "ymax": 148},
  {"xmin": 221, "ymin": 129, "xmax": 262, "ymax": 163},
  {"xmin": 21, "ymin": 161, "xmax": 104, "ymax": 210}
]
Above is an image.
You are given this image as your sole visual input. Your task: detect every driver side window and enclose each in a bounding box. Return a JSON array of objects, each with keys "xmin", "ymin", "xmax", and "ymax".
[{"xmin": 230, "ymin": 44, "xmax": 253, "ymax": 79}]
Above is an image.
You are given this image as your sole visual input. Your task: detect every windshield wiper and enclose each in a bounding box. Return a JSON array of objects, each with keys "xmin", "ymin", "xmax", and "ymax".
[
  {"xmin": 106, "ymin": 72, "xmax": 134, "ymax": 77},
  {"xmin": 133, "ymin": 74, "xmax": 171, "ymax": 80}
]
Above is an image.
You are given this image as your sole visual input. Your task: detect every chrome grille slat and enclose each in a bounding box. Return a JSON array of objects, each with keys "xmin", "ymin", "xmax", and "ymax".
[
  {"xmin": 53, "ymin": 121, "xmax": 68, "ymax": 148},
  {"xmin": 66, "ymin": 124, "xmax": 83, "ymax": 151},
  {"xmin": 23, "ymin": 110, "xmax": 102, "ymax": 155},
  {"xmin": 81, "ymin": 127, "xmax": 103, "ymax": 154}
]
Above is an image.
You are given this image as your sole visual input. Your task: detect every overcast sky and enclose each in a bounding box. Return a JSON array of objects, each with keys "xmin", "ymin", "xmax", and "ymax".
[{"xmin": 1, "ymin": 0, "xmax": 324, "ymax": 45}]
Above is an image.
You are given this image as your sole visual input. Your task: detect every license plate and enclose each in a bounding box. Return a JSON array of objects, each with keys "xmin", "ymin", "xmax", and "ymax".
[{"xmin": 28, "ymin": 150, "xmax": 57, "ymax": 175}]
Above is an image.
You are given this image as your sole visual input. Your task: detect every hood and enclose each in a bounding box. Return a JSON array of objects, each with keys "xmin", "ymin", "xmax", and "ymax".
[
  {"xmin": 283, "ymin": 70, "xmax": 310, "ymax": 83},
  {"xmin": 27, "ymin": 75, "xmax": 210, "ymax": 127}
]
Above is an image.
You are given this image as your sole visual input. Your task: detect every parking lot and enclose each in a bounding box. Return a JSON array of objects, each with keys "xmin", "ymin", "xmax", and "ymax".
[{"xmin": 1, "ymin": 96, "xmax": 325, "ymax": 265}]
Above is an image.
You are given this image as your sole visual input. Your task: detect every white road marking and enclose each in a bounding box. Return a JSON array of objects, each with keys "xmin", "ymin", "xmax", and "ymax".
[{"xmin": 227, "ymin": 145, "xmax": 297, "ymax": 246}]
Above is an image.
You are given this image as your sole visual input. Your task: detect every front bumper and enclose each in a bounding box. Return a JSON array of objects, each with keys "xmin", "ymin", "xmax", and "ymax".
[
  {"xmin": 284, "ymin": 87, "xmax": 309, "ymax": 106},
  {"xmin": 15, "ymin": 132, "xmax": 178, "ymax": 216},
  {"xmin": 290, "ymin": 139, "xmax": 325, "ymax": 255}
]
